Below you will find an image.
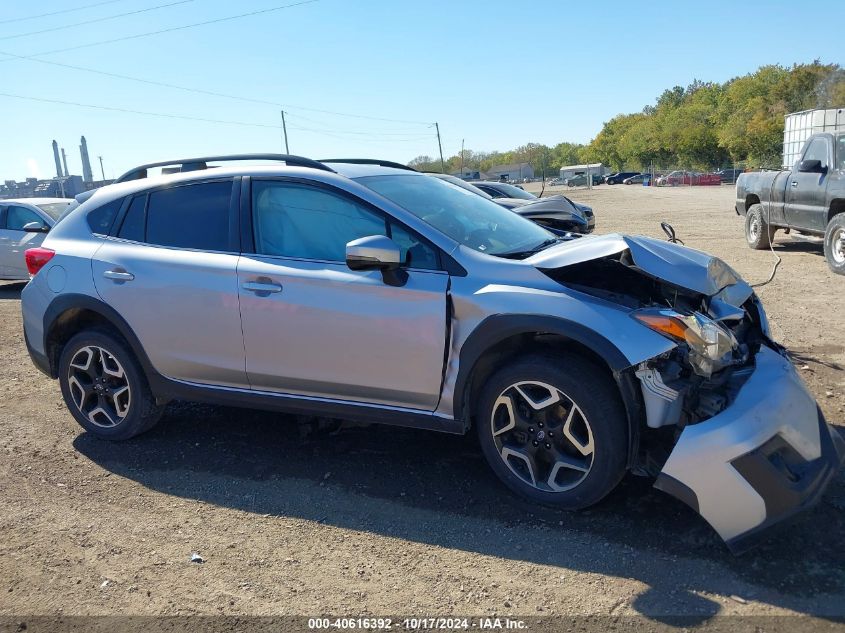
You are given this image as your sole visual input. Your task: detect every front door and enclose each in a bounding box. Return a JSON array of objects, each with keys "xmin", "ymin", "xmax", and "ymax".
[
  {"xmin": 92, "ymin": 180, "xmax": 248, "ymax": 388},
  {"xmin": 238, "ymin": 179, "xmax": 449, "ymax": 409},
  {"xmin": 785, "ymin": 136, "xmax": 831, "ymax": 232}
]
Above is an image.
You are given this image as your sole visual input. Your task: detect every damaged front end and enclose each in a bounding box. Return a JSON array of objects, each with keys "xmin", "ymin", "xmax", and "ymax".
[{"xmin": 534, "ymin": 234, "xmax": 845, "ymax": 551}]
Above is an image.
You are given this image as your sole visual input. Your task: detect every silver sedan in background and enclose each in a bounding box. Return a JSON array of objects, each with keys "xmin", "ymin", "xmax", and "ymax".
[{"xmin": 0, "ymin": 198, "xmax": 72, "ymax": 280}]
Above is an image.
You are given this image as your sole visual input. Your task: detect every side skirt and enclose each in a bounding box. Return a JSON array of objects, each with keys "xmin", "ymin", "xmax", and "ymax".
[{"xmin": 149, "ymin": 375, "xmax": 464, "ymax": 435}]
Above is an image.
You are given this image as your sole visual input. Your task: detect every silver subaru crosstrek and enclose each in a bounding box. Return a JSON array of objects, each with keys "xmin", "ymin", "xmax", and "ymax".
[{"xmin": 21, "ymin": 154, "xmax": 844, "ymax": 552}]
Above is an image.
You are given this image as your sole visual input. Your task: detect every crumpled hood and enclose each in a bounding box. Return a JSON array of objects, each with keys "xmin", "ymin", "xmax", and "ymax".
[
  {"xmin": 527, "ymin": 233, "xmax": 750, "ymax": 298},
  {"xmin": 507, "ymin": 197, "xmax": 585, "ymax": 218}
]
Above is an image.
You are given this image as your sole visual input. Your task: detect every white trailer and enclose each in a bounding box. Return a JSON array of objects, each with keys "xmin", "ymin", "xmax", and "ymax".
[{"xmin": 783, "ymin": 108, "xmax": 844, "ymax": 168}]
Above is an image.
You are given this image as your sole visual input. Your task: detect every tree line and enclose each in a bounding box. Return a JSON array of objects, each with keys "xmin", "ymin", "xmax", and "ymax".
[{"xmin": 409, "ymin": 62, "xmax": 845, "ymax": 175}]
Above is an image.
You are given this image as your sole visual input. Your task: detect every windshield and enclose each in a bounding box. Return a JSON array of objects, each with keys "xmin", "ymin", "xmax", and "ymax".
[
  {"xmin": 359, "ymin": 174, "xmax": 554, "ymax": 257},
  {"xmin": 433, "ymin": 174, "xmax": 494, "ymax": 199},
  {"xmin": 488, "ymin": 183, "xmax": 536, "ymax": 200},
  {"xmin": 36, "ymin": 202, "xmax": 71, "ymax": 220}
]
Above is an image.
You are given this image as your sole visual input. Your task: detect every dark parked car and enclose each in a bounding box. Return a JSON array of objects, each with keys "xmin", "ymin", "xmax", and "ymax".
[
  {"xmin": 434, "ymin": 175, "xmax": 594, "ymax": 234},
  {"xmin": 713, "ymin": 168, "xmax": 744, "ymax": 183},
  {"xmin": 470, "ymin": 180, "xmax": 595, "ymax": 233},
  {"xmin": 735, "ymin": 132, "xmax": 845, "ymax": 274},
  {"xmin": 604, "ymin": 172, "xmax": 641, "ymax": 185},
  {"xmin": 623, "ymin": 174, "xmax": 648, "ymax": 185}
]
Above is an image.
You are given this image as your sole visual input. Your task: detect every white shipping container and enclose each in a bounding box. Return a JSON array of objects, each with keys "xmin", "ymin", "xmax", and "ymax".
[{"xmin": 782, "ymin": 108, "xmax": 845, "ymax": 168}]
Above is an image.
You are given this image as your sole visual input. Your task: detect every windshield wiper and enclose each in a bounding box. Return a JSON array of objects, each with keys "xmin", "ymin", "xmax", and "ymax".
[{"xmin": 498, "ymin": 238, "xmax": 561, "ymax": 260}]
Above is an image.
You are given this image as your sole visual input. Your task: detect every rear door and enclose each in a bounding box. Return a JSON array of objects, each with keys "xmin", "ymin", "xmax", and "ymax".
[
  {"xmin": 92, "ymin": 179, "xmax": 248, "ymax": 388},
  {"xmin": 237, "ymin": 178, "xmax": 449, "ymax": 409},
  {"xmin": 786, "ymin": 136, "xmax": 832, "ymax": 232}
]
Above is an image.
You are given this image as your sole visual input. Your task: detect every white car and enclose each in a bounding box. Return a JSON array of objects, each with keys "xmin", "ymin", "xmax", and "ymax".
[{"xmin": 0, "ymin": 198, "xmax": 72, "ymax": 280}]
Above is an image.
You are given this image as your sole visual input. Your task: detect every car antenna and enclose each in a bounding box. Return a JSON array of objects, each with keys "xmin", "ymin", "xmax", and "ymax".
[{"xmin": 661, "ymin": 221, "xmax": 684, "ymax": 245}]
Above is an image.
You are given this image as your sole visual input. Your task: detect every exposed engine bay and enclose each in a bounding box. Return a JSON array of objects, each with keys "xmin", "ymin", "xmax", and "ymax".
[{"xmin": 540, "ymin": 247, "xmax": 770, "ymax": 434}]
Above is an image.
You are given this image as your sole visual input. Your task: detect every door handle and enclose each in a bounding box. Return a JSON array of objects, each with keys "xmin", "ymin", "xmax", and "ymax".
[
  {"xmin": 103, "ymin": 269, "xmax": 135, "ymax": 281},
  {"xmin": 242, "ymin": 280, "xmax": 283, "ymax": 294},
  {"xmin": 791, "ymin": 181, "xmax": 798, "ymax": 187}
]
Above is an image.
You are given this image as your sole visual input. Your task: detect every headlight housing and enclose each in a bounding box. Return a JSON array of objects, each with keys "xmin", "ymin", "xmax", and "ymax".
[{"xmin": 633, "ymin": 309, "xmax": 739, "ymax": 377}]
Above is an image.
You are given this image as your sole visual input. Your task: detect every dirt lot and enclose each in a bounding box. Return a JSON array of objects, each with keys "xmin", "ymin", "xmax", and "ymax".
[{"xmin": 1, "ymin": 183, "xmax": 844, "ymax": 626}]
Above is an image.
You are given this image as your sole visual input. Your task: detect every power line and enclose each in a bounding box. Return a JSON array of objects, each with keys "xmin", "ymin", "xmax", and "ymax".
[
  {"xmin": 0, "ymin": 91, "xmax": 281, "ymax": 129},
  {"xmin": 0, "ymin": 0, "xmax": 319, "ymax": 60},
  {"xmin": 0, "ymin": 90, "xmax": 435, "ymax": 145},
  {"xmin": 0, "ymin": 0, "xmax": 129, "ymax": 25},
  {"xmin": 0, "ymin": 0, "xmax": 197, "ymax": 41},
  {"xmin": 0, "ymin": 49, "xmax": 434, "ymax": 125}
]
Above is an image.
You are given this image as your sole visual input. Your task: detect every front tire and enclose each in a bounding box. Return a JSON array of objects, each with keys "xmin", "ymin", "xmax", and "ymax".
[
  {"xmin": 824, "ymin": 214, "xmax": 845, "ymax": 275},
  {"xmin": 475, "ymin": 354, "xmax": 628, "ymax": 510},
  {"xmin": 745, "ymin": 203, "xmax": 776, "ymax": 250},
  {"xmin": 58, "ymin": 329, "xmax": 163, "ymax": 440}
]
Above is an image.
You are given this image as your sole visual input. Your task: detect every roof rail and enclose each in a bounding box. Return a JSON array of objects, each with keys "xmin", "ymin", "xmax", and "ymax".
[
  {"xmin": 319, "ymin": 158, "xmax": 417, "ymax": 172},
  {"xmin": 114, "ymin": 153, "xmax": 335, "ymax": 183}
]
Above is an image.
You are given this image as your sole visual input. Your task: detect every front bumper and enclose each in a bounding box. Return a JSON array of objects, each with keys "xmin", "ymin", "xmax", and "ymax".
[{"xmin": 655, "ymin": 345, "xmax": 845, "ymax": 552}]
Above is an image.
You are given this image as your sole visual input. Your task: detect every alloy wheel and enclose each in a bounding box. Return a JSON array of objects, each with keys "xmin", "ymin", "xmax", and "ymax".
[
  {"xmin": 67, "ymin": 345, "xmax": 131, "ymax": 428},
  {"xmin": 490, "ymin": 381, "xmax": 594, "ymax": 492}
]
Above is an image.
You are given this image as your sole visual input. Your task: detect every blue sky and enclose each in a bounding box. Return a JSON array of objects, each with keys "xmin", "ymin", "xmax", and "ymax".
[{"xmin": 1, "ymin": 0, "xmax": 843, "ymax": 181}]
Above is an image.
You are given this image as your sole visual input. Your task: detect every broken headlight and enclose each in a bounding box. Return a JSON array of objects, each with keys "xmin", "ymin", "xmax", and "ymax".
[{"xmin": 632, "ymin": 308, "xmax": 739, "ymax": 377}]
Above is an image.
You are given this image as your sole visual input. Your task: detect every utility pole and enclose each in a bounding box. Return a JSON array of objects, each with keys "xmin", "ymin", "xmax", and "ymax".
[
  {"xmin": 281, "ymin": 110, "xmax": 289, "ymax": 154},
  {"xmin": 98, "ymin": 156, "xmax": 106, "ymax": 181},
  {"xmin": 435, "ymin": 122, "xmax": 445, "ymax": 173},
  {"xmin": 460, "ymin": 138, "xmax": 464, "ymax": 176}
]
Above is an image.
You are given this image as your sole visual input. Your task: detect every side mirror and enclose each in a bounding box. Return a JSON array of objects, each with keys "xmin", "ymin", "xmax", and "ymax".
[
  {"xmin": 798, "ymin": 159, "xmax": 824, "ymax": 173},
  {"xmin": 23, "ymin": 221, "xmax": 49, "ymax": 233},
  {"xmin": 346, "ymin": 235, "xmax": 406, "ymax": 286}
]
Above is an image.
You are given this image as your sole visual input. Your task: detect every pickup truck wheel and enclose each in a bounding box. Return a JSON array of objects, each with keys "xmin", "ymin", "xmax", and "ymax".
[
  {"xmin": 58, "ymin": 329, "xmax": 164, "ymax": 440},
  {"xmin": 745, "ymin": 204, "xmax": 776, "ymax": 250},
  {"xmin": 476, "ymin": 354, "xmax": 627, "ymax": 510},
  {"xmin": 824, "ymin": 214, "xmax": 845, "ymax": 275}
]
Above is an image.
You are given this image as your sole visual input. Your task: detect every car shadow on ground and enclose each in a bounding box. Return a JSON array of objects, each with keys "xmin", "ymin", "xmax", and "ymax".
[
  {"xmin": 772, "ymin": 239, "xmax": 825, "ymax": 255},
  {"xmin": 73, "ymin": 402, "xmax": 845, "ymax": 621},
  {"xmin": 0, "ymin": 281, "xmax": 25, "ymax": 300}
]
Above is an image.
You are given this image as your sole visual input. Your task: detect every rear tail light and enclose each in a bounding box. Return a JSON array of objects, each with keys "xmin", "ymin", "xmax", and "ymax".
[{"xmin": 25, "ymin": 247, "xmax": 55, "ymax": 276}]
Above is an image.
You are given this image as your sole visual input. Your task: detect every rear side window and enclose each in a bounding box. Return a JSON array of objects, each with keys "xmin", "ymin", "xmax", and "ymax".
[
  {"xmin": 146, "ymin": 181, "xmax": 232, "ymax": 251},
  {"xmin": 118, "ymin": 195, "xmax": 146, "ymax": 242},
  {"xmin": 87, "ymin": 199, "xmax": 123, "ymax": 235}
]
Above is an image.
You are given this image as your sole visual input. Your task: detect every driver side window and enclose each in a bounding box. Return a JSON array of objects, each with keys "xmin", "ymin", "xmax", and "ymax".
[
  {"xmin": 6, "ymin": 206, "xmax": 42, "ymax": 231},
  {"xmin": 803, "ymin": 138, "xmax": 828, "ymax": 168},
  {"xmin": 252, "ymin": 181, "xmax": 440, "ymax": 270}
]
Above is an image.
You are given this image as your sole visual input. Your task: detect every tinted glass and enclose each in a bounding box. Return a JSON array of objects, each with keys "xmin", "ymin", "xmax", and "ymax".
[
  {"xmin": 803, "ymin": 138, "xmax": 828, "ymax": 167},
  {"xmin": 486, "ymin": 183, "xmax": 535, "ymax": 200},
  {"xmin": 87, "ymin": 198, "xmax": 123, "ymax": 235},
  {"xmin": 5, "ymin": 206, "xmax": 42, "ymax": 230},
  {"xmin": 35, "ymin": 202, "xmax": 71, "ymax": 220},
  {"xmin": 388, "ymin": 222, "xmax": 439, "ymax": 270},
  {"xmin": 359, "ymin": 174, "xmax": 553, "ymax": 257},
  {"xmin": 252, "ymin": 181, "xmax": 386, "ymax": 261},
  {"xmin": 146, "ymin": 181, "xmax": 232, "ymax": 251},
  {"xmin": 118, "ymin": 195, "xmax": 146, "ymax": 241}
]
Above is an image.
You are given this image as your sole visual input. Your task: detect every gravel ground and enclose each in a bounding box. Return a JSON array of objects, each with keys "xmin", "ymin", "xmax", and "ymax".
[{"xmin": 0, "ymin": 183, "xmax": 843, "ymax": 626}]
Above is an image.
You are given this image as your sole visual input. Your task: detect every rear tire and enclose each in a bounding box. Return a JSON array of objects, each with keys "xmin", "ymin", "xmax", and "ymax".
[
  {"xmin": 58, "ymin": 329, "xmax": 163, "ymax": 440},
  {"xmin": 824, "ymin": 214, "xmax": 845, "ymax": 275},
  {"xmin": 475, "ymin": 354, "xmax": 628, "ymax": 510},
  {"xmin": 745, "ymin": 203, "xmax": 776, "ymax": 250}
]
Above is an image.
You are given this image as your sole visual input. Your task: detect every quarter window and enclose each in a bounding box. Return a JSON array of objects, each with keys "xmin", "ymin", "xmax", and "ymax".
[
  {"xmin": 87, "ymin": 198, "xmax": 123, "ymax": 235},
  {"xmin": 5, "ymin": 206, "xmax": 41, "ymax": 231}
]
